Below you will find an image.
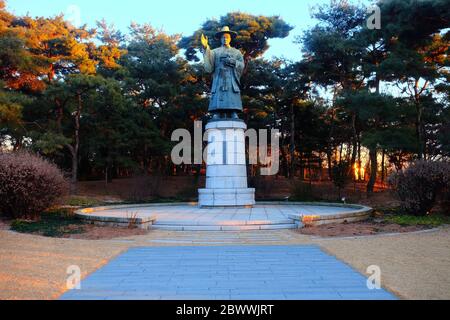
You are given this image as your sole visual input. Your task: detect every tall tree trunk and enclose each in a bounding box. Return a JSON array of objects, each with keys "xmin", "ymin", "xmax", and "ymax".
[
  {"xmin": 413, "ymin": 78, "xmax": 429, "ymax": 160},
  {"xmin": 326, "ymin": 149, "xmax": 333, "ymax": 181},
  {"xmin": 381, "ymin": 149, "xmax": 386, "ymax": 183},
  {"xmin": 416, "ymin": 105, "xmax": 425, "ymax": 160},
  {"xmin": 357, "ymin": 139, "xmax": 362, "ymax": 181},
  {"xmin": 350, "ymin": 113, "xmax": 358, "ymax": 179},
  {"xmin": 105, "ymin": 166, "xmax": 108, "ymax": 187},
  {"xmin": 13, "ymin": 139, "xmax": 22, "ymax": 150},
  {"xmin": 327, "ymin": 108, "xmax": 336, "ymax": 181},
  {"xmin": 299, "ymin": 153, "xmax": 304, "ymax": 180},
  {"xmin": 280, "ymin": 145, "xmax": 289, "ymax": 178},
  {"xmin": 66, "ymin": 144, "xmax": 77, "ymax": 193},
  {"xmin": 47, "ymin": 64, "xmax": 55, "ymax": 83},
  {"xmin": 290, "ymin": 103, "xmax": 296, "ymax": 179},
  {"xmin": 55, "ymin": 99, "xmax": 63, "ymax": 132},
  {"xmin": 367, "ymin": 147, "xmax": 377, "ymax": 195},
  {"xmin": 68, "ymin": 92, "xmax": 82, "ymax": 193},
  {"xmin": 279, "ymin": 129, "xmax": 289, "ymax": 178}
]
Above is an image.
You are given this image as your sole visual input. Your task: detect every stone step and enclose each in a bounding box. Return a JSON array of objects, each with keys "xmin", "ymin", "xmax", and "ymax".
[
  {"xmin": 153, "ymin": 219, "xmax": 295, "ymax": 226},
  {"xmin": 152, "ymin": 223, "xmax": 298, "ymax": 232}
]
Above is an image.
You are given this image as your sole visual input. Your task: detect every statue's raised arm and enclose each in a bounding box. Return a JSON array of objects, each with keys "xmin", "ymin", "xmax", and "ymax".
[
  {"xmin": 201, "ymin": 34, "xmax": 209, "ymax": 51},
  {"xmin": 202, "ymin": 33, "xmax": 215, "ymax": 74}
]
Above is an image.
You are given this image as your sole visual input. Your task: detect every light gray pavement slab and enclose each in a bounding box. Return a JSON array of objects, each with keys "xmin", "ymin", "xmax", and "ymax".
[{"xmin": 61, "ymin": 245, "xmax": 397, "ymax": 300}]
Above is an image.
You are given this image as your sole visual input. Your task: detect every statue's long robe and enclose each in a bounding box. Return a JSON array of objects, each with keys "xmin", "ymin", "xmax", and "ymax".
[{"xmin": 203, "ymin": 46, "xmax": 245, "ymax": 112}]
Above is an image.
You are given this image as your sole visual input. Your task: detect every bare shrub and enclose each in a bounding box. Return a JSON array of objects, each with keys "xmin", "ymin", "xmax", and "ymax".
[
  {"xmin": 126, "ymin": 211, "xmax": 139, "ymax": 229},
  {"xmin": 0, "ymin": 151, "xmax": 69, "ymax": 220},
  {"xmin": 388, "ymin": 160, "xmax": 450, "ymax": 216}
]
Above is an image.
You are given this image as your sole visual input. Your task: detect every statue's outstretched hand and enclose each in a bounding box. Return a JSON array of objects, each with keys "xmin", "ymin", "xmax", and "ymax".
[{"xmin": 201, "ymin": 34, "xmax": 209, "ymax": 50}]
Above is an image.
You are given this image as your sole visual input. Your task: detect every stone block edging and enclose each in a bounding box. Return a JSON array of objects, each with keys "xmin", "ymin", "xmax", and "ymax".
[
  {"xmin": 264, "ymin": 202, "xmax": 373, "ymax": 226},
  {"xmin": 75, "ymin": 201, "xmax": 372, "ymax": 229}
]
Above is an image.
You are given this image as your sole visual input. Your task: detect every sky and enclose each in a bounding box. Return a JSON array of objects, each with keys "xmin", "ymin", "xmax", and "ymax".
[{"xmin": 6, "ymin": 0, "xmax": 337, "ymax": 61}]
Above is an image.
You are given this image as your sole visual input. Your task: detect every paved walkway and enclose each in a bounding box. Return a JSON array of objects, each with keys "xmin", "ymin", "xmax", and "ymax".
[{"xmin": 61, "ymin": 245, "xmax": 396, "ymax": 300}]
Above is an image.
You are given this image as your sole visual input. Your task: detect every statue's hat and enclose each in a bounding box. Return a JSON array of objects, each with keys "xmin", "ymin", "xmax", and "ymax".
[{"xmin": 215, "ymin": 26, "xmax": 238, "ymax": 39}]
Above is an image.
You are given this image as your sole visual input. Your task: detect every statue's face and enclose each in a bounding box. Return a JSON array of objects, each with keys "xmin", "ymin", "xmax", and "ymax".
[{"xmin": 221, "ymin": 33, "xmax": 231, "ymax": 46}]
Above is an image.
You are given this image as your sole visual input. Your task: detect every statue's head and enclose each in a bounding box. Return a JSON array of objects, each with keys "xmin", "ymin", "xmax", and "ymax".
[
  {"xmin": 221, "ymin": 33, "xmax": 232, "ymax": 47},
  {"xmin": 215, "ymin": 26, "xmax": 237, "ymax": 47}
]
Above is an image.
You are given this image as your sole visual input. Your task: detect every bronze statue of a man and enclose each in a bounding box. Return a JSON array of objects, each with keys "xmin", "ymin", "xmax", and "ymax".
[{"xmin": 201, "ymin": 26, "xmax": 245, "ymax": 118}]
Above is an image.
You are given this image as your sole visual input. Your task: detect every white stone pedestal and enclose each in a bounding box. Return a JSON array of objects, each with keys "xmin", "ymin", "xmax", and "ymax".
[{"xmin": 198, "ymin": 120, "xmax": 255, "ymax": 207}]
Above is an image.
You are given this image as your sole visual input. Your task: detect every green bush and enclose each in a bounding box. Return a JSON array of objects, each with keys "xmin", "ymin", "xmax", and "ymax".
[
  {"xmin": 389, "ymin": 160, "xmax": 450, "ymax": 216},
  {"xmin": 10, "ymin": 210, "xmax": 84, "ymax": 237},
  {"xmin": 0, "ymin": 151, "xmax": 69, "ymax": 220},
  {"xmin": 384, "ymin": 214, "xmax": 450, "ymax": 227},
  {"xmin": 64, "ymin": 196, "xmax": 102, "ymax": 207}
]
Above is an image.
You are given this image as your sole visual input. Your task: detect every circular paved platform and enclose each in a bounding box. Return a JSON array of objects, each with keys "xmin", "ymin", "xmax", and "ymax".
[{"xmin": 76, "ymin": 202, "xmax": 372, "ymax": 231}]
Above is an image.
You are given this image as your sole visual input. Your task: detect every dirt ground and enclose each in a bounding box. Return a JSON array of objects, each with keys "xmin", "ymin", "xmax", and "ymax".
[
  {"xmin": 67, "ymin": 225, "xmax": 149, "ymax": 240},
  {"xmin": 0, "ymin": 218, "xmax": 149, "ymax": 240},
  {"xmin": 299, "ymin": 221, "xmax": 429, "ymax": 237},
  {"xmin": 0, "ymin": 230, "xmax": 128, "ymax": 300},
  {"xmin": 317, "ymin": 227, "xmax": 450, "ymax": 300}
]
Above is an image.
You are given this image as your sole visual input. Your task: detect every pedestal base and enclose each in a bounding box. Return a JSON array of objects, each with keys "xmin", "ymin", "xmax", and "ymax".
[
  {"xmin": 198, "ymin": 188, "xmax": 256, "ymax": 207},
  {"xmin": 198, "ymin": 119, "xmax": 255, "ymax": 208}
]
